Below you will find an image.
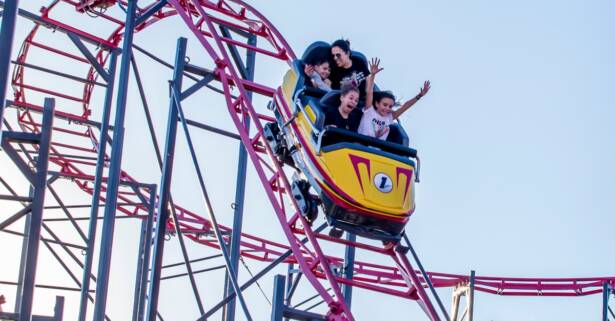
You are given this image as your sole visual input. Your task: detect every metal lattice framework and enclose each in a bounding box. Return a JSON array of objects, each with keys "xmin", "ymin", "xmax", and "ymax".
[{"xmin": 0, "ymin": 1, "xmax": 613, "ymax": 321}]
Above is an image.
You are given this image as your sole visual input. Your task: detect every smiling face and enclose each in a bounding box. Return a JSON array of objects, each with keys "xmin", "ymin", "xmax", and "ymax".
[
  {"xmin": 340, "ymin": 90, "xmax": 359, "ymax": 114},
  {"xmin": 314, "ymin": 61, "xmax": 330, "ymax": 79},
  {"xmin": 375, "ymin": 97, "xmax": 395, "ymax": 117},
  {"xmin": 331, "ymin": 46, "xmax": 352, "ymax": 68}
]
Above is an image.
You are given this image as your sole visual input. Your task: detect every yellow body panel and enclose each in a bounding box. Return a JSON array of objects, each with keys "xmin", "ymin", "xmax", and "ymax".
[
  {"xmin": 318, "ymin": 148, "xmax": 415, "ymax": 217},
  {"xmin": 296, "ymin": 104, "xmax": 316, "ymax": 139},
  {"xmin": 282, "ymin": 69, "xmax": 298, "ymax": 104}
]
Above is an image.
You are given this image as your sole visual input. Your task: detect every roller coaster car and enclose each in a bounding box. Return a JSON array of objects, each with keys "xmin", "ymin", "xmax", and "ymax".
[{"xmin": 267, "ymin": 42, "xmax": 420, "ymax": 242}]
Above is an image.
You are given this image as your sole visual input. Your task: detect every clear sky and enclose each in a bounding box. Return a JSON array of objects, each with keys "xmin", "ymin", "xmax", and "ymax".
[
  {"xmin": 256, "ymin": 1, "xmax": 614, "ymax": 320},
  {"xmin": 0, "ymin": 0, "xmax": 614, "ymax": 320}
]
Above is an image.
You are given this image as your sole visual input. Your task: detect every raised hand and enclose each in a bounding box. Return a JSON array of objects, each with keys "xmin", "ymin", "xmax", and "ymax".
[
  {"xmin": 369, "ymin": 57, "xmax": 383, "ymax": 76},
  {"xmin": 376, "ymin": 125, "xmax": 390, "ymax": 138},
  {"xmin": 304, "ymin": 64, "xmax": 314, "ymax": 76},
  {"xmin": 418, "ymin": 80, "xmax": 431, "ymax": 98}
]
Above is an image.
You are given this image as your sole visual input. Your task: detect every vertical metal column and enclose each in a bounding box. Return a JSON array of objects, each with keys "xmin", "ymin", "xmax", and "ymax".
[
  {"xmin": 14, "ymin": 185, "xmax": 33, "ymax": 312},
  {"xmin": 134, "ymin": 185, "xmax": 156, "ymax": 321},
  {"xmin": 132, "ymin": 188, "xmax": 153, "ymax": 321},
  {"xmin": 271, "ymin": 275, "xmax": 286, "ymax": 321},
  {"xmin": 285, "ymin": 263, "xmax": 295, "ymax": 306},
  {"xmin": 449, "ymin": 286, "xmax": 460, "ymax": 321},
  {"xmin": 16, "ymin": 98, "xmax": 55, "ymax": 321},
  {"xmin": 131, "ymin": 219, "xmax": 149, "ymax": 321},
  {"xmin": 145, "ymin": 37, "xmax": 187, "ymax": 321},
  {"xmin": 342, "ymin": 233, "xmax": 356, "ymax": 308},
  {"xmin": 0, "ymin": 0, "xmax": 19, "ymax": 132},
  {"xmin": 78, "ymin": 49, "xmax": 119, "ymax": 321},
  {"xmin": 224, "ymin": 34, "xmax": 257, "ymax": 321},
  {"xmin": 603, "ymin": 282, "xmax": 611, "ymax": 321},
  {"xmin": 468, "ymin": 270, "xmax": 475, "ymax": 321},
  {"xmin": 53, "ymin": 296, "xmax": 65, "ymax": 321},
  {"xmin": 93, "ymin": 1, "xmax": 138, "ymax": 320}
]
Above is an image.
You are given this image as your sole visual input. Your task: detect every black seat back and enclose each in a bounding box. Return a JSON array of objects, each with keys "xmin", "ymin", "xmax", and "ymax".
[
  {"xmin": 321, "ymin": 126, "xmax": 417, "ymax": 159},
  {"xmin": 319, "ymin": 90, "xmax": 341, "ymax": 109},
  {"xmin": 302, "ymin": 41, "xmax": 331, "ymax": 64}
]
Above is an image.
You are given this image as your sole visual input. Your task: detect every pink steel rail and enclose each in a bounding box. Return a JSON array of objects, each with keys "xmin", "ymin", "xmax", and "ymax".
[{"xmin": 8, "ymin": 0, "xmax": 614, "ymax": 319}]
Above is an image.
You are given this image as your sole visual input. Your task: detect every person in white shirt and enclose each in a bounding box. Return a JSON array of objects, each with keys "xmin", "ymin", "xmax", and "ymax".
[{"xmin": 358, "ymin": 58, "xmax": 430, "ymax": 141}]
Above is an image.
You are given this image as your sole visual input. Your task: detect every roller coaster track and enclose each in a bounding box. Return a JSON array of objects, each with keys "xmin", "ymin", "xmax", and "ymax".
[{"xmin": 1, "ymin": 0, "xmax": 613, "ymax": 320}]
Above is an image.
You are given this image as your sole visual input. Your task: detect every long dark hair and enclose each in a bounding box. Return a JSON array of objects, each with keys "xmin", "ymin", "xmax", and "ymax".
[
  {"xmin": 304, "ymin": 44, "xmax": 332, "ymax": 66},
  {"xmin": 331, "ymin": 39, "xmax": 351, "ymax": 54},
  {"xmin": 374, "ymin": 90, "xmax": 396, "ymax": 105}
]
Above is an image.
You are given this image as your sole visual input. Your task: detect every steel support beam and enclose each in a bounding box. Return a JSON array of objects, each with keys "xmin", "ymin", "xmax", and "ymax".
[
  {"xmin": 180, "ymin": 73, "xmax": 215, "ymax": 101},
  {"xmin": 603, "ymin": 282, "xmax": 613, "ymax": 321},
  {"xmin": 53, "ymin": 296, "xmax": 64, "ymax": 321},
  {"xmin": 185, "ymin": 118, "xmax": 240, "ymax": 140},
  {"xmin": 271, "ymin": 275, "xmax": 286, "ymax": 321},
  {"xmin": 285, "ymin": 264, "xmax": 299, "ymax": 305},
  {"xmin": 92, "ymin": 1, "xmax": 138, "ymax": 320},
  {"xmin": 66, "ymin": 33, "xmax": 110, "ymax": 82},
  {"xmin": 5, "ymin": 99, "xmax": 113, "ymax": 130},
  {"xmin": 0, "ymin": 0, "xmax": 18, "ymax": 133},
  {"xmin": 0, "ymin": 205, "xmax": 32, "ymax": 230},
  {"xmin": 468, "ymin": 270, "xmax": 475, "ymax": 321},
  {"xmin": 14, "ymin": 186, "xmax": 34, "ymax": 313},
  {"xmin": 3, "ymin": 169, "xmax": 114, "ymax": 321},
  {"xmin": 15, "ymin": 98, "xmax": 55, "ymax": 321},
  {"xmin": 285, "ymin": 264, "xmax": 294, "ymax": 303},
  {"xmin": 198, "ymin": 224, "xmax": 326, "ymax": 321},
  {"xmin": 134, "ymin": 0, "xmax": 167, "ymax": 26},
  {"xmin": 145, "ymin": 37, "xmax": 187, "ymax": 321},
  {"xmin": 0, "ymin": 296, "xmax": 64, "ymax": 321},
  {"xmin": 271, "ymin": 275, "xmax": 327, "ymax": 321},
  {"xmin": 132, "ymin": 186, "xmax": 156, "ymax": 321},
  {"xmin": 394, "ymin": 247, "xmax": 441, "ymax": 321},
  {"xmin": 223, "ymin": 31, "xmax": 257, "ymax": 321},
  {"xmin": 0, "ymin": 194, "xmax": 32, "ymax": 202},
  {"xmin": 139, "ymin": 186, "xmax": 156, "ymax": 321},
  {"xmin": 45, "ymin": 184, "xmax": 88, "ymax": 242},
  {"xmin": 173, "ymin": 73, "xmax": 253, "ymax": 321},
  {"xmin": 10, "ymin": 60, "xmax": 107, "ymax": 87},
  {"xmin": 342, "ymin": 233, "xmax": 356, "ymax": 308},
  {"xmin": 450, "ymin": 278, "xmax": 474, "ymax": 321},
  {"xmin": 130, "ymin": 54, "xmax": 163, "ymax": 166},
  {"xmin": 403, "ymin": 234, "xmax": 450, "ymax": 321},
  {"xmin": 132, "ymin": 47, "xmax": 207, "ymax": 313},
  {"xmin": 0, "ymin": 1, "xmax": 114, "ymax": 50},
  {"xmin": 162, "ymin": 254, "xmax": 222, "ymax": 269},
  {"xmin": 450, "ymin": 287, "xmax": 461, "ymax": 321},
  {"xmin": 286, "ymin": 271, "xmax": 302, "ymax": 309},
  {"xmin": 132, "ymin": 215, "xmax": 149, "ymax": 321}
]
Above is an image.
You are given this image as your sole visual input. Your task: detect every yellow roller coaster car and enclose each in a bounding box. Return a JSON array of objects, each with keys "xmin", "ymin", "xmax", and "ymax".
[{"xmin": 265, "ymin": 42, "xmax": 420, "ymax": 241}]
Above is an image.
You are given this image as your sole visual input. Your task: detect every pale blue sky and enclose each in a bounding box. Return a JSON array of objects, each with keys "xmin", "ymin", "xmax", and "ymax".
[
  {"xmin": 257, "ymin": 1, "xmax": 614, "ymax": 320},
  {"xmin": 0, "ymin": 0, "xmax": 613, "ymax": 320}
]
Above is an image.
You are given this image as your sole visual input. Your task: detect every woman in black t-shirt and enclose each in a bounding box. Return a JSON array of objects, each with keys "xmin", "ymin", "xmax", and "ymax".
[
  {"xmin": 329, "ymin": 39, "xmax": 370, "ymax": 101},
  {"xmin": 323, "ymin": 84, "xmax": 362, "ymax": 132}
]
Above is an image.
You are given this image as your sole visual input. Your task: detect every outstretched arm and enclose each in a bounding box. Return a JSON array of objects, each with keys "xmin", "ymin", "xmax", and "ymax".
[
  {"xmin": 365, "ymin": 57, "xmax": 383, "ymax": 110},
  {"xmin": 392, "ymin": 80, "xmax": 430, "ymax": 119}
]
